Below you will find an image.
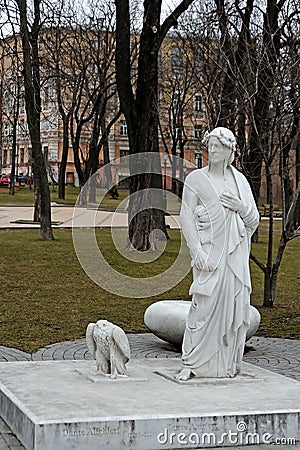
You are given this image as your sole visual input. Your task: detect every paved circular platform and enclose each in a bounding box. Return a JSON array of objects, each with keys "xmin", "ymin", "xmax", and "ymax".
[{"xmin": 1, "ymin": 334, "xmax": 300, "ymax": 381}]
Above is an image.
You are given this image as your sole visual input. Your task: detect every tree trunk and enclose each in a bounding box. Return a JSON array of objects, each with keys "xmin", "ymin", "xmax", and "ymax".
[
  {"xmin": 72, "ymin": 128, "xmax": 89, "ymax": 205},
  {"xmin": 115, "ymin": 0, "xmax": 169, "ymax": 251},
  {"xmin": 87, "ymin": 145, "xmax": 100, "ymax": 204},
  {"xmin": 33, "ymin": 183, "xmax": 41, "ymax": 222},
  {"xmin": 9, "ymin": 122, "xmax": 17, "ymax": 195},
  {"xmin": 242, "ymin": 0, "xmax": 281, "ymax": 204},
  {"xmin": 270, "ymin": 240, "xmax": 286, "ymax": 306},
  {"xmin": 126, "ymin": 96, "xmax": 168, "ymax": 251},
  {"xmin": 88, "ymin": 177, "xmax": 97, "ymax": 204},
  {"xmin": 103, "ymin": 141, "xmax": 112, "ymax": 189},
  {"xmin": 171, "ymin": 144, "xmax": 177, "ymax": 194},
  {"xmin": 88, "ymin": 113, "xmax": 113, "ymax": 202},
  {"xmin": 263, "ymin": 164, "xmax": 274, "ymax": 307},
  {"xmin": 127, "ymin": 153, "xmax": 167, "ymax": 251},
  {"xmin": 58, "ymin": 118, "xmax": 69, "ymax": 200},
  {"xmin": 296, "ymin": 134, "xmax": 300, "ymax": 189},
  {"xmin": 115, "ymin": 0, "xmax": 197, "ymax": 250},
  {"xmin": 263, "ymin": 269, "xmax": 272, "ymax": 308},
  {"xmin": 17, "ymin": 0, "xmax": 53, "ymax": 240}
]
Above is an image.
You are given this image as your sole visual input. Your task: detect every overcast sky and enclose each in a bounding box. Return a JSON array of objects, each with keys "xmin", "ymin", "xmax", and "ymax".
[{"xmin": 162, "ymin": 0, "xmax": 177, "ymax": 10}]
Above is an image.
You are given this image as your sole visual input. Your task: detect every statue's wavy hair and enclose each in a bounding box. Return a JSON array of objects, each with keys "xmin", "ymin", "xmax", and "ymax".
[{"xmin": 202, "ymin": 127, "xmax": 237, "ymax": 167}]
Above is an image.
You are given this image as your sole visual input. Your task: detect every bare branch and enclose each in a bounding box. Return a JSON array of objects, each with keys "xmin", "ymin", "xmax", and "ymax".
[
  {"xmin": 250, "ymin": 252, "xmax": 267, "ymax": 273},
  {"xmin": 159, "ymin": 0, "xmax": 195, "ymax": 44}
]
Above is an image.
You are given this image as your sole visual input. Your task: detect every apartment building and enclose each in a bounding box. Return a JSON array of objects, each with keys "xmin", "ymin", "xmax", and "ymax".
[{"xmin": 0, "ymin": 28, "xmax": 209, "ymax": 190}]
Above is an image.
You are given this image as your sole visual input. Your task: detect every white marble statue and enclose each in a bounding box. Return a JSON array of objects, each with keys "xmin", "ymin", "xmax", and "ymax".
[
  {"xmin": 86, "ymin": 320, "xmax": 130, "ymax": 378},
  {"xmin": 176, "ymin": 127, "xmax": 260, "ymax": 381}
]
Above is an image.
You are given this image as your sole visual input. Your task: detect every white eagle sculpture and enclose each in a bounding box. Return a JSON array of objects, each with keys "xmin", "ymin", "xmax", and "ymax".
[{"xmin": 86, "ymin": 320, "xmax": 130, "ymax": 378}]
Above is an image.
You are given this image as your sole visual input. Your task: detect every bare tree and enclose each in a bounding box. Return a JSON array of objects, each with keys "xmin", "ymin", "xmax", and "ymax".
[
  {"xmin": 115, "ymin": 0, "xmax": 197, "ymax": 251},
  {"xmin": 250, "ymin": 27, "xmax": 300, "ymax": 307},
  {"xmin": 14, "ymin": 0, "xmax": 53, "ymax": 239},
  {"xmin": 174, "ymin": 0, "xmax": 299, "ymax": 306},
  {"xmin": 64, "ymin": 16, "xmax": 119, "ymax": 202},
  {"xmin": 158, "ymin": 34, "xmax": 203, "ymax": 197},
  {"xmin": 0, "ymin": 37, "xmax": 22, "ymax": 195},
  {"xmin": 40, "ymin": 22, "xmax": 74, "ymax": 200},
  {"xmin": 36, "ymin": 0, "xmax": 120, "ymax": 201}
]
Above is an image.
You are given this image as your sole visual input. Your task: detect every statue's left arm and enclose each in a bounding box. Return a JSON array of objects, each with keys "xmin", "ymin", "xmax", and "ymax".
[{"xmin": 220, "ymin": 174, "xmax": 259, "ymax": 236}]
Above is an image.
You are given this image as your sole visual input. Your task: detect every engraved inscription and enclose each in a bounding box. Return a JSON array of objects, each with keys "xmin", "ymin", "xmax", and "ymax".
[{"xmin": 62, "ymin": 426, "xmax": 119, "ymax": 438}]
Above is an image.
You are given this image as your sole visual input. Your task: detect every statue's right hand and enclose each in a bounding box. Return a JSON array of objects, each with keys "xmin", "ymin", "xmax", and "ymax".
[{"xmin": 191, "ymin": 248, "xmax": 215, "ymax": 271}]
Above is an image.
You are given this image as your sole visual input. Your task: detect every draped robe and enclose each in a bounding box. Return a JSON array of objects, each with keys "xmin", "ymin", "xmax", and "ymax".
[{"xmin": 180, "ymin": 167, "xmax": 259, "ymax": 378}]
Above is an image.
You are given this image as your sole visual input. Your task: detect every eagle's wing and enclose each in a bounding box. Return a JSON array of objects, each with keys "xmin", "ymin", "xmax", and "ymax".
[
  {"xmin": 112, "ymin": 325, "xmax": 130, "ymax": 361},
  {"xmin": 86, "ymin": 322, "xmax": 96, "ymax": 359}
]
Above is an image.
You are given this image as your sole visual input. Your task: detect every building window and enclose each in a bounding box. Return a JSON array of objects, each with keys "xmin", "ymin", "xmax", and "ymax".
[
  {"xmin": 44, "ymin": 119, "xmax": 50, "ymax": 132},
  {"xmin": 91, "ymin": 40, "xmax": 101, "ymax": 51},
  {"xmin": 19, "ymin": 95, "xmax": 25, "ymax": 111},
  {"xmin": 20, "ymin": 148, "xmax": 25, "ymax": 164},
  {"xmin": 27, "ymin": 147, "xmax": 32, "ymax": 163},
  {"xmin": 120, "ymin": 120, "xmax": 128, "ymax": 136},
  {"xmin": 194, "ymin": 94, "xmax": 202, "ymax": 112},
  {"xmin": 44, "ymin": 86, "xmax": 50, "ymax": 108},
  {"xmin": 4, "ymin": 122, "xmax": 9, "ymax": 136},
  {"xmin": 120, "ymin": 149, "xmax": 129, "ymax": 164},
  {"xmin": 120, "ymin": 149, "xmax": 129, "ymax": 158},
  {"xmin": 43, "ymin": 146, "xmax": 49, "ymax": 162},
  {"xmin": 19, "ymin": 119, "xmax": 26, "ymax": 135},
  {"xmin": 194, "ymin": 124, "xmax": 203, "ymax": 140},
  {"xmin": 3, "ymin": 92, "xmax": 9, "ymax": 108},
  {"xmin": 20, "ymin": 147, "xmax": 25, "ymax": 164},
  {"xmin": 3, "ymin": 149, "xmax": 7, "ymax": 165},
  {"xmin": 195, "ymin": 152, "xmax": 202, "ymax": 168},
  {"xmin": 175, "ymin": 127, "xmax": 182, "ymax": 139},
  {"xmin": 171, "ymin": 46, "xmax": 183, "ymax": 66},
  {"xmin": 172, "ymin": 92, "xmax": 179, "ymax": 108},
  {"xmin": 172, "ymin": 69, "xmax": 183, "ymax": 80},
  {"xmin": 193, "ymin": 49, "xmax": 204, "ymax": 68},
  {"xmin": 90, "ymin": 63, "xmax": 101, "ymax": 75}
]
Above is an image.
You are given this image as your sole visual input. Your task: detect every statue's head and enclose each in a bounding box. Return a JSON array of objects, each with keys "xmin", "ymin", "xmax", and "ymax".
[
  {"xmin": 203, "ymin": 127, "xmax": 237, "ymax": 167},
  {"xmin": 96, "ymin": 319, "xmax": 112, "ymax": 330}
]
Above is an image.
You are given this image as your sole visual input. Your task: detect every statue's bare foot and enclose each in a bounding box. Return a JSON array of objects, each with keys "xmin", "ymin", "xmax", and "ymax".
[
  {"xmin": 175, "ymin": 368, "xmax": 193, "ymax": 381},
  {"xmin": 110, "ymin": 373, "xmax": 128, "ymax": 379}
]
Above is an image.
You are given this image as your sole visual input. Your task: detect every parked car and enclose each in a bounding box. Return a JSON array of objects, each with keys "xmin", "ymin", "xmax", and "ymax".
[
  {"xmin": 0, "ymin": 174, "xmax": 10, "ymax": 186},
  {"xmin": 0, "ymin": 173, "xmax": 28, "ymax": 186},
  {"xmin": 15, "ymin": 174, "xmax": 28, "ymax": 185}
]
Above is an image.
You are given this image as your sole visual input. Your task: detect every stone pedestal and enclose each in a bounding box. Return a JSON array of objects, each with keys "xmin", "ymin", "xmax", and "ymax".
[{"xmin": 0, "ymin": 359, "xmax": 299, "ymax": 450}]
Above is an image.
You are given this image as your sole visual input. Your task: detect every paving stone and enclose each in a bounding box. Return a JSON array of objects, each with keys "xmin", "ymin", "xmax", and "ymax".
[
  {"xmin": 2, "ymin": 435, "xmax": 21, "ymax": 446},
  {"xmin": 0, "ymin": 434, "xmax": 9, "ymax": 447},
  {"xmin": 0, "ymin": 420, "xmax": 10, "ymax": 434},
  {"xmin": 0, "ymin": 348, "xmax": 31, "ymax": 363}
]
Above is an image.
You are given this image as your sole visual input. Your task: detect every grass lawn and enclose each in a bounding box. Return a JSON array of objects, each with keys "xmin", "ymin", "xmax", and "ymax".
[
  {"xmin": 0, "ymin": 185, "xmax": 130, "ymax": 209},
  {"xmin": 250, "ymin": 220, "xmax": 300, "ymax": 339},
  {"xmin": 0, "ymin": 185, "xmax": 80, "ymax": 206},
  {"xmin": 0, "ymin": 186, "xmax": 185, "ymax": 213},
  {"xmin": 0, "ymin": 225, "xmax": 299, "ymax": 353}
]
